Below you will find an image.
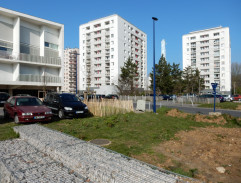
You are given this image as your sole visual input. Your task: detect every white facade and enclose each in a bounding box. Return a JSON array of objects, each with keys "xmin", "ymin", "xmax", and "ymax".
[
  {"xmin": 79, "ymin": 14, "xmax": 147, "ymax": 92},
  {"xmin": 0, "ymin": 7, "xmax": 64, "ymax": 96},
  {"xmin": 63, "ymin": 48, "xmax": 79, "ymax": 93},
  {"xmin": 182, "ymin": 27, "xmax": 231, "ymax": 94},
  {"xmin": 161, "ymin": 39, "xmax": 166, "ymax": 58}
]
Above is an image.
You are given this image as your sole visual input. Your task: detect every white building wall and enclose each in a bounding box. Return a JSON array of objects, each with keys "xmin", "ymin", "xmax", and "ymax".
[
  {"xmin": 182, "ymin": 27, "xmax": 231, "ymax": 94},
  {"xmin": 79, "ymin": 14, "xmax": 147, "ymax": 93},
  {"xmin": 0, "ymin": 7, "xmax": 64, "ymax": 94}
]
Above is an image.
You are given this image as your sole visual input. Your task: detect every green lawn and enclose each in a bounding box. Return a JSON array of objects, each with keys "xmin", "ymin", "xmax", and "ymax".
[
  {"xmin": 0, "ymin": 120, "xmax": 19, "ymax": 141},
  {"xmin": 42, "ymin": 107, "xmax": 220, "ymax": 156},
  {"xmin": 198, "ymin": 102, "xmax": 240, "ymax": 110}
]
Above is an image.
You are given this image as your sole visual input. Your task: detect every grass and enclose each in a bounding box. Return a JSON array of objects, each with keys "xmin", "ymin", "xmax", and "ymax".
[
  {"xmin": 0, "ymin": 120, "xmax": 19, "ymax": 141},
  {"xmin": 43, "ymin": 107, "xmax": 218, "ymax": 157},
  {"xmin": 198, "ymin": 102, "xmax": 240, "ymax": 110}
]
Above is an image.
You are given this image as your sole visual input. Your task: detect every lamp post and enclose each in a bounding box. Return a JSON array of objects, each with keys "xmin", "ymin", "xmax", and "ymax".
[{"xmin": 152, "ymin": 17, "xmax": 158, "ymax": 113}]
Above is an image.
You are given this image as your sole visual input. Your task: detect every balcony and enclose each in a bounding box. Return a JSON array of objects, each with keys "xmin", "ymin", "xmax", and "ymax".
[
  {"xmin": 19, "ymin": 74, "xmax": 61, "ymax": 83},
  {"xmin": 0, "ymin": 50, "xmax": 13, "ymax": 60},
  {"xmin": 19, "ymin": 53, "xmax": 61, "ymax": 66},
  {"xmin": 105, "ymin": 38, "xmax": 110, "ymax": 42}
]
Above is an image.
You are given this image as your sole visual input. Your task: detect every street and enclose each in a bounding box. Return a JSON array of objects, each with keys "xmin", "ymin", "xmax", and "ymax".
[{"xmin": 134, "ymin": 101, "xmax": 241, "ymax": 117}]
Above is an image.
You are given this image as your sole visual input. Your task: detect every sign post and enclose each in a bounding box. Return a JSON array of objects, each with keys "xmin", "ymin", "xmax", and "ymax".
[{"xmin": 211, "ymin": 83, "xmax": 218, "ymax": 112}]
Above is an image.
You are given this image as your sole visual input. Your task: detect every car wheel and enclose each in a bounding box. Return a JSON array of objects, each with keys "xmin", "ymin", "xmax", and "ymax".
[
  {"xmin": 3, "ymin": 110, "xmax": 9, "ymax": 119},
  {"xmin": 58, "ymin": 110, "xmax": 65, "ymax": 119},
  {"xmin": 14, "ymin": 115, "xmax": 20, "ymax": 124}
]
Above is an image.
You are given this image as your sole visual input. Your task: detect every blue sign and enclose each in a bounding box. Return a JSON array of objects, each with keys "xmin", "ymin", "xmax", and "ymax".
[{"xmin": 211, "ymin": 83, "xmax": 218, "ymax": 112}]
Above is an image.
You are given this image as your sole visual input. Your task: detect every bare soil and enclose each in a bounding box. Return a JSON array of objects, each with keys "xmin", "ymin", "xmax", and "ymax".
[
  {"xmin": 134, "ymin": 109, "xmax": 241, "ymax": 183},
  {"xmin": 166, "ymin": 108, "xmax": 189, "ymax": 118}
]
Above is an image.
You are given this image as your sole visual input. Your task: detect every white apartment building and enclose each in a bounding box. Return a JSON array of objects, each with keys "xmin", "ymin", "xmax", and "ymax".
[
  {"xmin": 0, "ymin": 7, "xmax": 64, "ymax": 97},
  {"xmin": 63, "ymin": 48, "xmax": 78, "ymax": 93},
  {"xmin": 79, "ymin": 14, "xmax": 147, "ymax": 93},
  {"xmin": 182, "ymin": 26, "xmax": 231, "ymax": 94}
]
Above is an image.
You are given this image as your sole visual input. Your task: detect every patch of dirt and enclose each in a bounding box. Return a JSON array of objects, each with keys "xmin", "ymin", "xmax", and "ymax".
[
  {"xmin": 236, "ymin": 105, "xmax": 241, "ymax": 110},
  {"xmin": 195, "ymin": 114, "xmax": 227, "ymax": 125},
  {"xmin": 150, "ymin": 127, "xmax": 241, "ymax": 183},
  {"xmin": 166, "ymin": 109, "xmax": 188, "ymax": 118}
]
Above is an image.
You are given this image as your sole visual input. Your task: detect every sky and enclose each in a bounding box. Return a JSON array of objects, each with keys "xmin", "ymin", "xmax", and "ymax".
[{"xmin": 1, "ymin": 0, "xmax": 241, "ymax": 74}]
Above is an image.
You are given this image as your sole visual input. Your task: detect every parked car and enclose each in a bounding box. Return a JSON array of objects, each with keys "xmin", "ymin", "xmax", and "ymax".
[
  {"xmin": 4, "ymin": 96, "xmax": 52, "ymax": 123},
  {"xmin": 0, "ymin": 92, "xmax": 10, "ymax": 107},
  {"xmin": 198, "ymin": 94, "xmax": 225, "ymax": 102},
  {"xmin": 43, "ymin": 93, "xmax": 88, "ymax": 119},
  {"xmin": 222, "ymin": 95, "xmax": 233, "ymax": 102},
  {"xmin": 232, "ymin": 94, "xmax": 241, "ymax": 101},
  {"xmin": 162, "ymin": 94, "xmax": 176, "ymax": 100},
  {"xmin": 105, "ymin": 94, "xmax": 119, "ymax": 99}
]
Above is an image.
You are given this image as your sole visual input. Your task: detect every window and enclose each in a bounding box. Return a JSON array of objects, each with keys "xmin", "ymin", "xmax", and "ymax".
[
  {"xmin": 105, "ymin": 21, "xmax": 110, "ymax": 25},
  {"xmin": 45, "ymin": 42, "xmax": 58, "ymax": 50},
  {"xmin": 200, "ymin": 34, "xmax": 209, "ymax": 38},
  {"xmin": 111, "ymin": 20, "xmax": 114, "ymax": 23},
  {"xmin": 111, "ymin": 34, "xmax": 114, "ymax": 38},
  {"xmin": 190, "ymin": 36, "xmax": 196, "ymax": 40},
  {"xmin": 214, "ymin": 32, "xmax": 219, "ymax": 36},
  {"xmin": 111, "ymin": 55, "xmax": 114, "ymax": 59},
  {"xmin": 86, "ymin": 26, "xmax": 90, "ymax": 30}
]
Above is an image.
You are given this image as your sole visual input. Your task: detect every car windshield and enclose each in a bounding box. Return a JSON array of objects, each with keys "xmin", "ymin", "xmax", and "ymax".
[
  {"xmin": 16, "ymin": 98, "xmax": 43, "ymax": 106},
  {"xmin": 60, "ymin": 95, "xmax": 79, "ymax": 102}
]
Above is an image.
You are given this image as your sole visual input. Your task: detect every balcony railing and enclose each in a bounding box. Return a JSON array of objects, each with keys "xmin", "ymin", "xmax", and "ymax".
[
  {"xmin": 0, "ymin": 50, "xmax": 13, "ymax": 59},
  {"xmin": 0, "ymin": 51, "xmax": 61, "ymax": 66},
  {"xmin": 19, "ymin": 74, "xmax": 61, "ymax": 83},
  {"xmin": 19, "ymin": 53, "xmax": 61, "ymax": 65}
]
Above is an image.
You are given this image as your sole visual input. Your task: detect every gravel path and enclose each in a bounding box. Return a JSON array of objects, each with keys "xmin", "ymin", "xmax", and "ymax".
[
  {"xmin": 0, "ymin": 139, "xmax": 89, "ymax": 183},
  {"xmin": 1, "ymin": 124, "xmax": 200, "ymax": 183}
]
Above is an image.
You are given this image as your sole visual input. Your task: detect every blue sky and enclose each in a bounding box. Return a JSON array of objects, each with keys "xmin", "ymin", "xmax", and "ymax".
[{"xmin": 1, "ymin": 0, "xmax": 240, "ymax": 74}]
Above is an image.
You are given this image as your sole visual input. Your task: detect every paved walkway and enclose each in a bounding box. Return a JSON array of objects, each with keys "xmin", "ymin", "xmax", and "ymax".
[{"xmin": 0, "ymin": 124, "xmax": 201, "ymax": 183}]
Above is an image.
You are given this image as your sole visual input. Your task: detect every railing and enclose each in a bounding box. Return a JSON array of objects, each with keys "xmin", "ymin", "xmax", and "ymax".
[
  {"xmin": 0, "ymin": 50, "xmax": 13, "ymax": 59},
  {"xmin": 19, "ymin": 53, "xmax": 61, "ymax": 65},
  {"xmin": 19, "ymin": 74, "xmax": 61, "ymax": 83},
  {"xmin": 0, "ymin": 51, "xmax": 61, "ymax": 65}
]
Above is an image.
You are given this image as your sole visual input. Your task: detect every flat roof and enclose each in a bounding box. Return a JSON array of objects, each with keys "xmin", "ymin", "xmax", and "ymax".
[
  {"xmin": 79, "ymin": 14, "xmax": 146, "ymax": 35},
  {"xmin": 0, "ymin": 7, "xmax": 63, "ymax": 29},
  {"xmin": 183, "ymin": 26, "xmax": 229, "ymax": 36}
]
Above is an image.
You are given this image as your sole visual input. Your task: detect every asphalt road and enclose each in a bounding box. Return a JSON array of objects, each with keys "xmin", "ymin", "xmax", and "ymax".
[{"xmin": 134, "ymin": 101, "xmax": 241, "ymax": 117}]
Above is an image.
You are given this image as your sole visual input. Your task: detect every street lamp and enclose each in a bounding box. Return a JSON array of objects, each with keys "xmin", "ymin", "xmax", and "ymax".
[{"xmin": 152, "ymin": 17, "xmax": 158, "ymax": 113}]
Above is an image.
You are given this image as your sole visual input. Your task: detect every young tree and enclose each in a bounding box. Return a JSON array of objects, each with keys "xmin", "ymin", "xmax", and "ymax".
[
  {"xmin": 182, "ymin": 66, "xmax": 204, "ymax": 94},
  {"xmin": 117, "ymin": 57, "xmax": 138, "ymax": 95},
  {"xmin": 150, "ymin": 55, "xmax": 175, "ymax": 94},
  {"xmin": 171, "ymin": 63, "xmax": 183, "ymax": 94}
]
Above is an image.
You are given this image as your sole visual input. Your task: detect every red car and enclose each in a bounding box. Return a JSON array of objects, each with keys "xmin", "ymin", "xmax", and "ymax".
[
  {"xmin": 233, "ymin": 94, "xmax": 241, "ymax": 101},
  {"xmin": 4, "ymin": 96, "xmax": 52, "ymax": 123}
]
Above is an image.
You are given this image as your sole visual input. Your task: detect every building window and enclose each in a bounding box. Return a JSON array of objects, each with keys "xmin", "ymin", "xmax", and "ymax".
[
  {"xmin": 190, "ymin": 36, "xmax": 196, "ymax": 40},
  {"xmin": 45, "ymin": 42, "xmax": 58, "ymax": 50},
  {"xmin": 111, "ymin": 34, "xmax": 114, "ymax": 38},
  {"xmin": 214, "ymin": 33, "xmax": 219, "ymax": 36}
]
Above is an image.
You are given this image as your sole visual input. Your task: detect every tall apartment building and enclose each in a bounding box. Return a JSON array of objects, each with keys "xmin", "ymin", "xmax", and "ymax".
[
  {"xmin": 182, "ymin": 27, "xmax": 231, "ymax": 94},
  {"xmin": 79, "ymin": 14, "xmax": 147, "ymax": 93},
  {"xmin": 63, "ymin": 48, "xmax": 79, "ymax": 93},
  {"xmin": 0, "ymin": 7, "xmax": 64, "ymax": 97}
]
